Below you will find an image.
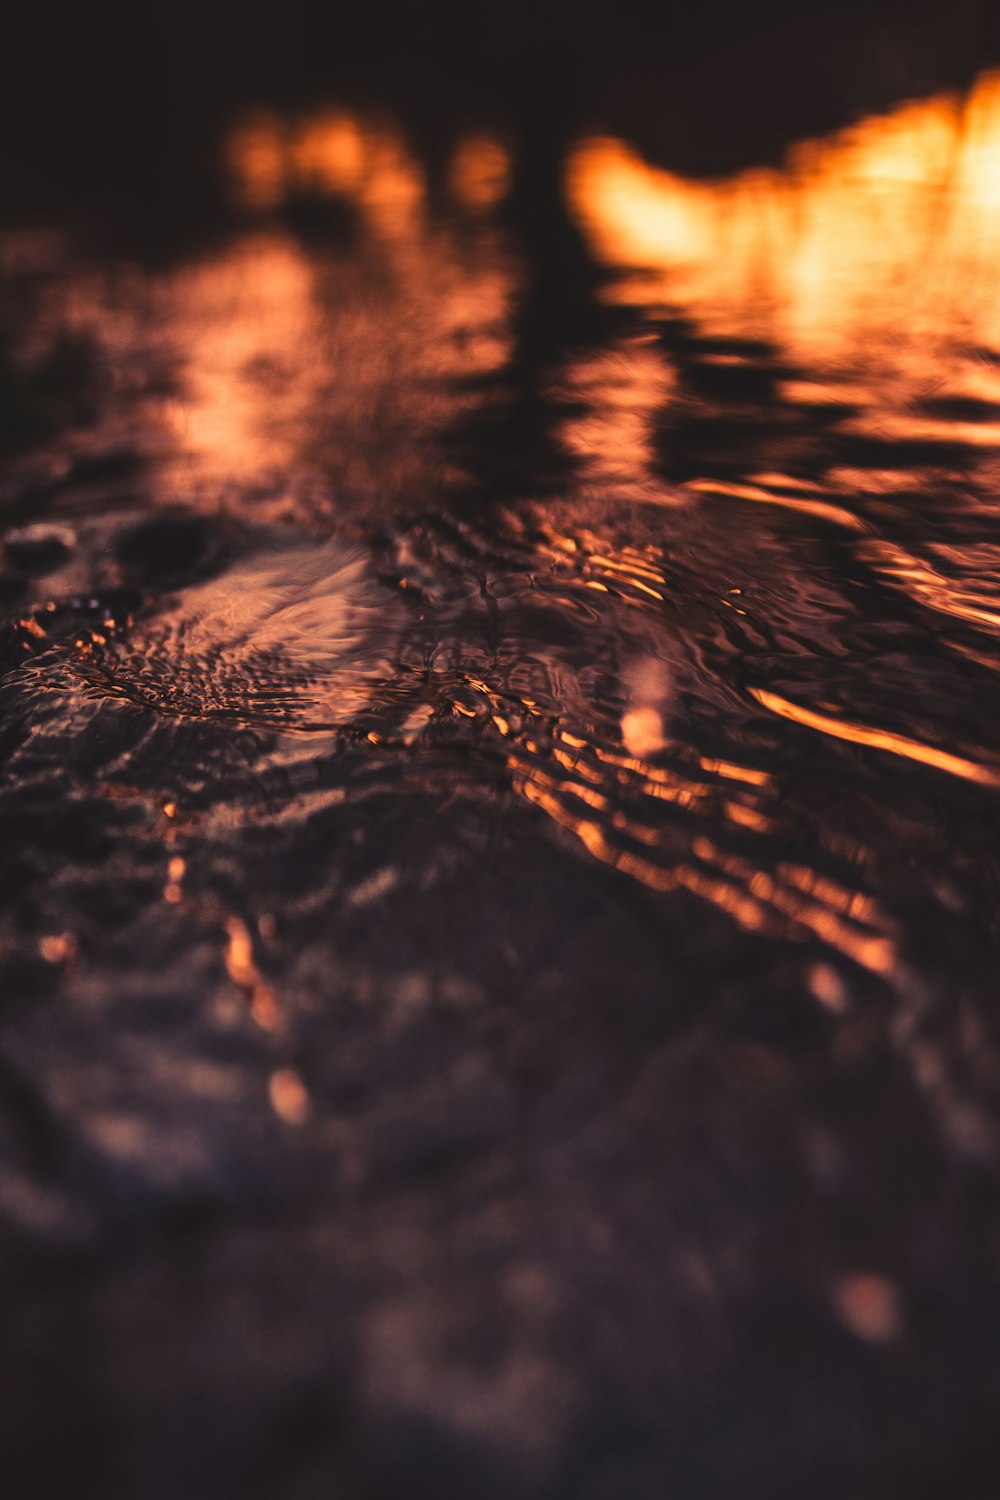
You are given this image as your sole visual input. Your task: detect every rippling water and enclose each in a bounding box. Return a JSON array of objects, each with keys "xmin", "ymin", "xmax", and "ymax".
[{"xmin": 5, "ymin": 69, "xmax": 1000, "ymax": 1500}]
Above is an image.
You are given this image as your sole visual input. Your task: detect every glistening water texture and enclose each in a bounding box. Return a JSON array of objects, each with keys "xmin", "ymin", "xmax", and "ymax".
[{"xmin": 4, "ymin": 75, "xmax": 1000, "ymax": 1499}]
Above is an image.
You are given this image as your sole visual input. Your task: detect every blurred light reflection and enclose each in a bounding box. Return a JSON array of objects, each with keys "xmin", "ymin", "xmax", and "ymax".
[
  {"xmin": 449, "ymin": 135, "xmax": 512, "ymax": 210},
  {"xmin": 10, "ymin": 93, "xmax": 993, "ymax": 976},
  {"xmin": 568, "ymin": 71, "xmax": 1000, "ymax": 375},
  {"xmin": 228, "ymin": 109, "xmax": 426, "ymax": 238}
]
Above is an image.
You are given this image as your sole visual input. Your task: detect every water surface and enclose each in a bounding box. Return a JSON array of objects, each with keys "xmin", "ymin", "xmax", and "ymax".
[{"xmin": 3, "ymin": 72, "xmax": 1000, "ymax": 1500}]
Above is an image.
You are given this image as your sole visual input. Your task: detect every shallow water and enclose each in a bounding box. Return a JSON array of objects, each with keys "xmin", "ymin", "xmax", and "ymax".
[{"xmin": 4, "ymin": 71, "xmax": 1000, "ymax": 1499}]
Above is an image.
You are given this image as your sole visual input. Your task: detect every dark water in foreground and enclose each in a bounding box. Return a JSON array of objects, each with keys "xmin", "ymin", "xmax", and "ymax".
[{"xmin": 4, "ymin": 76, "xmax": 1000, "ymax": 1498}]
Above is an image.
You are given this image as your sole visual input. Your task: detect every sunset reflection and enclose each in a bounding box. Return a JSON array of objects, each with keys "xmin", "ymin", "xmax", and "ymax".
[
  {"xmin": 10, "ymin": 86, "xmax": 999, "ymax": 982},
  {"xmin": 568, "ymin": 71, "xmax": 1000, "ymax": 372},
  {"xmin": 162, "ymin": 235, "xmax": 320, "ymax": 486},
  {"xmin": 67, "ymin": 113, "xmax": 511, "ymax": 503}
]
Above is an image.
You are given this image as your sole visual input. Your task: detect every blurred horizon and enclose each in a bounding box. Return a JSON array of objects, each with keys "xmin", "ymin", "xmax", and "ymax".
[{"xmin": 6, "ymin": 0, "xmax": 1000, "ymax": 225}]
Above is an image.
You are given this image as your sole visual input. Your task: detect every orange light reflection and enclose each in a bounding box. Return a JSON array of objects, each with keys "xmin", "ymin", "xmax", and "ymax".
[
  {"xmin": 568, "ymin": 72, "xmax": 1000, "ymax": 377},
  {"xmin": 751, "ymin": 688, "xmax": 1000, "ymax": 787}
]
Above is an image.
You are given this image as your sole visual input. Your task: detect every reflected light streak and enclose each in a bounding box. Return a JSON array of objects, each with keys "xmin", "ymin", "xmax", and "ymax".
[
  {"xmin": 686, "ymin": 480, "xmax": 867, "ymax": 532},
  {"xmin": 861, "ymin": 539, "xmax": 1000, "ymax": 635},
  {"xmin": 751, "ymin": 688, "xmax": 1000, "ymax": 787},
  {"xmin": 519, "ymin": 766, "xmax": 892, "ymax": 972},
  {"xmin": 512, "ymin": 703, "xmax": 892, "ymax": 972}
]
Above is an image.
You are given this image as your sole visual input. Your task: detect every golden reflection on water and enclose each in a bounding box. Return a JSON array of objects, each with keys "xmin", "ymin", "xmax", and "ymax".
[
  {"xmin": 157, "ymin": 111, "xmax": 514, "ymax": 498},
  {"xmin": 556, "ymin": 338, "xmax": 674, "ymax": 505},
  {"xmin": 750, "ymin": 689, "xmax": 1000, "ymax": 787},
  {"xmin": 568, "ymin": 71, "xmax": 1000, "ymax": 374},
  {"xmin": 514, "ymin": 752, "xmax": 894, "ymax": 974},
  {"xmin": 28, "ymin": 96, "xmax": 1000, "ymax": 977},
  {"xmin": 117, "ymin": 121, "xmax": 506, "ymax": 500},
  {"xmin": 162, "ymin": 236, "xmax": 320, "ymax": 486},
  {"xmin": 560, "ymin": 64, "xmax": 1000, "ymax": 884}
]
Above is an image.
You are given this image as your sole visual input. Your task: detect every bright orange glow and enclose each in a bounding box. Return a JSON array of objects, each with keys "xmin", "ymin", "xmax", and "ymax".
[
  {"xmin": 686, "ymin": 480, "xmax": 867, "ymax": 533},
  {"xmin": 225, "ymin": 916, "xmax": 281, "ymax": 1029},
  {"xmin": 699, "ymin": 758, "xmax": 770, "ymax": 786},
  {"xmin": 751, "ymin": 688, "xmax": 1000, "ymax": 787},
  {"xmin": 355, "ymin": 130, "xmax": 426, "ymax": 238},
  {"xmin": 290, "ymin": 111, "xmax": 366, "ymax": 195},
  {"xmin": 568, "ymin": 72, "xmax": 1000, "ymax": 372},
  {"xmin": 28, "ymin": 117, "xmax": 501, "ymax": 501}
]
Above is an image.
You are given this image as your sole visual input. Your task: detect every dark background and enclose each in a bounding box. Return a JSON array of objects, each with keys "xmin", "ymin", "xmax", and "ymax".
[{"xmin": 5, "ymin": 0, "xmax": 1000, "ymax": 215}]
